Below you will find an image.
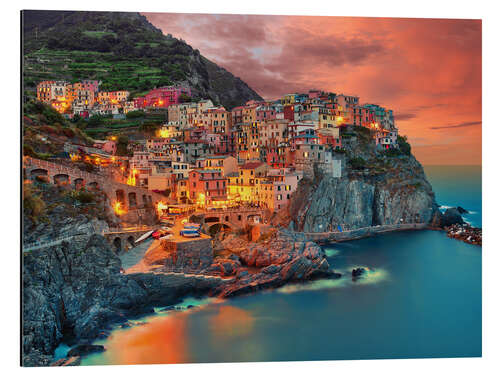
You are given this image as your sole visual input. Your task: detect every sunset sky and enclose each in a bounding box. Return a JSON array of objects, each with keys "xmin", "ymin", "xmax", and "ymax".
[{"xmin": 144, "ymin": 13, "xmax": 482, "ymax": 165}]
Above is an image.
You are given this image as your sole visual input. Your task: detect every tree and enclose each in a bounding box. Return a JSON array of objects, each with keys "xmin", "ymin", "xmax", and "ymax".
[
  {"xmin": 116, "ymin": 135, "xmax": 129, "ymax": 156},
  {"xmin": 397, "ymin": 135, "xmax": 412, "ymax": 156},
  {"xmin": 179, "ymin": 93, "xmax": 192, "ymax": 103}
]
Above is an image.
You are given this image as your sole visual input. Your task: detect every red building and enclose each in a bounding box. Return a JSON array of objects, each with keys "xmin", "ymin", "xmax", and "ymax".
[
  {"xmin": 133, "ymin": 86, "xmax": 191, "ymax": 109},
  {"xmin": 188, "ymin": 169, "xmax": 227, "ymax": 205},
  {"xmin": 283, "ymin": 105, "xmax": 296, "ymax": 121}
]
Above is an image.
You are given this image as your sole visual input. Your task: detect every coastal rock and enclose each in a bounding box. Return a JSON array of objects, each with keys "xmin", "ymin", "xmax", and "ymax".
[
  {"xmin": 445, "ymin": 223, "xmax": 482, "ymax": 246},
  {"xmin": 352, "ymin": 267, "xmax": 366, "ymax": 278},
  {"xmin": 457, "ymin": 206, "xmax": 469, "ymax": 214},
  {"xmin": 440, "ymin": 208, "xmax": 464, "ymax": 227},
  {"xmin": 22, "ymin": 229, "xmax": 226, "ymax": 367},
  {"xmin": 216, "ymin": 231, "xmax": 340, "ymax": 298}
]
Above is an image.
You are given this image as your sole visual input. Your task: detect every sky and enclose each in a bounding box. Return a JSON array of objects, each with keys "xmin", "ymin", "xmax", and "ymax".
[{"xmin": 143, "ymin": 13, "xmax": 482, "ymax": 165}]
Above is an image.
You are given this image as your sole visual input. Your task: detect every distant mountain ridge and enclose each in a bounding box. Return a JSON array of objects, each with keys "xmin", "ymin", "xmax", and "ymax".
[{"xmin": 22, "ymin": 10, "xmax": 263, "ymax": 109}]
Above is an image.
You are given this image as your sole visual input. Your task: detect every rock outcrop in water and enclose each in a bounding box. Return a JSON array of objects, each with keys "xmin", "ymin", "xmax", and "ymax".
[
  {"xmin": 290, "ymin": 128, "xmax": 441, "ymax": 232},
  {"xmin": 213, "ymin": 230, "xmax": 339, "ymax": 298}
]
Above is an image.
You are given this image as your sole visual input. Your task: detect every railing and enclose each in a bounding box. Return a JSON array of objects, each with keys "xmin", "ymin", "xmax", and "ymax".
[
  {"xmin": 302, "ymin": 223, "xmax": 428, "ymax": 241},
  {"xmin": 23, "ymin": 233, "xmax": 89, "ymax": 252}
]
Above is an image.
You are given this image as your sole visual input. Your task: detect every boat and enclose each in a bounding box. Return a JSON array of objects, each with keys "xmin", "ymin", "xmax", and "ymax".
[
  {"xmin": 152, "ymin": 229, "xmax": 171, "ymax": 240},
  {"xmin": 183, "ymin": 223, "xmax": 201, "ymax": 230},
  {"xmin": 134, "ymin": 230, "xmax": 155, "ymax": 244},
  {"xmin": 180, "ymin": 229, "xmax": 200, "ymax": 238},
  {"xmin": 158, "ymin": 234, "xmax": 173, "ymax": 240}
]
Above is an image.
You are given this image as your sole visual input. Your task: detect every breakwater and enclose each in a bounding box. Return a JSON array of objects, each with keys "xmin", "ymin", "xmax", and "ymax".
[{"xmin": 302, "ymin": 223, "xmax": 429, "ymax": 243}]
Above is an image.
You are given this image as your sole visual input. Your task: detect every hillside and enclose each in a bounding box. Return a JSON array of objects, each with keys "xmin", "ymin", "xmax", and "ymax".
[{"xmin": 22, "ymin": 10, "xmax": 262, "ymax": 109}]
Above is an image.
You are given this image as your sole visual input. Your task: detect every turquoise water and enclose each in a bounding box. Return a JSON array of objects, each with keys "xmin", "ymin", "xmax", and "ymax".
[
  {"xmin": 79, "ymin": 165, "xmax": 482, "ymax": 365},
  {"xmin": 424, "ymin": 165, "xmax": 482, "ymax": 227}
]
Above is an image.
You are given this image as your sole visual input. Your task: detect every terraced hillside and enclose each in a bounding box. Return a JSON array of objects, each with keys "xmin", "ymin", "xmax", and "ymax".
[{"xmin": 22, "ymin": 10, "xmax": 262, "ymax": 109}]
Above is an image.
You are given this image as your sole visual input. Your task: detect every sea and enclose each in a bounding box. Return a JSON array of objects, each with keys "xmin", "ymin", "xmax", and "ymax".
[{"xmin": 60, "ymin": 165, "xmax": 482, "ymax": 365}]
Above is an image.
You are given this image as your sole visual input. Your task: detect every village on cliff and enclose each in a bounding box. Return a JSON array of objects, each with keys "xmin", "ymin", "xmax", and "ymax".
[{"xmin": 32, "ymin": 80, "xmax": 400, "ymax": 222}]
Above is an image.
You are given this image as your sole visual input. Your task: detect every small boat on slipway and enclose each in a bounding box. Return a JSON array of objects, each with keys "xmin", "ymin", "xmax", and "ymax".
[
  {"xmin": 134, "ymin": 230, "xmax": 155, "ymax": 244},
  {"xmin": 152, "ymin": 228, "xmax": 173, "ymax": 240}
]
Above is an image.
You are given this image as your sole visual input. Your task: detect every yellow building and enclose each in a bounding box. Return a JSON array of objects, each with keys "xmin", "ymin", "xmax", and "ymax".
[
  {"xmin": 281, "ymin": 93, "xmax": 297, "ymax": 106},
  {"xmin": 227, "ymin": 161, "xmax": 268, "ymax": 203}
]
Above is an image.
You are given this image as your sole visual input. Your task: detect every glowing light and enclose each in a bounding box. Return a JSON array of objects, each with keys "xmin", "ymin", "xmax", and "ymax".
[
  {"xmin": 197, "ymin": 193, "xmax": 206, "ymax": 208},
  {"xmin": 127, "ymin": 174, "xmax": 136, "ymax": 186},
  {"xmin": 70, "ymin": 153, "xmax": 80, "ymax": 162},
  {"xmin": 158, "ymin": 127, "xmax": 170, "ymax": 138},
  {"xmin": 113, "ymin": 201, "xmax": 126, "ymax": 215},
  {"xmin": 156, "ymin": 201, "xmax": 169, "ymax": 217}
]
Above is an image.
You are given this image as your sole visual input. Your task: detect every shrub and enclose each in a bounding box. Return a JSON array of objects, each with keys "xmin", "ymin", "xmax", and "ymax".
[
  {"xmin": 349, "ymin": 156, "xmax": 367, "ymax": 170},
  {"xmin": 126, "ymin": 110, "xmax": 145, "ymax": 119},
  {"xmin": 23, "ymin": 144, "xmax": 37, "ymax": 158},
  {"xmin": 382, "ymin": 148, "xmax": 403, "ymax": 157},
  {"xmin": 71, "ymin": 190, "xmax": 95, "ymax": 204},
  {"xmin": 397, "ymin": 135, "xmax": 412, "ymax": 156},
  {"xmin": 23, "ymin": 184, "xmax": 46, "ymax": 221}
]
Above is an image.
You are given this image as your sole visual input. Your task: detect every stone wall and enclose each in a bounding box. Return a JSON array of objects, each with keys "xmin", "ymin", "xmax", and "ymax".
[{"xmin": 144, "ymin": 238, "xmax": 214, "ymax": 273}]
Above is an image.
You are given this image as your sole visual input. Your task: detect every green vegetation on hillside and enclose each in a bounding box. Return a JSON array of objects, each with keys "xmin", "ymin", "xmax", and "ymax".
[{"xmin": 22, "ymin": 10, "xmax": 263, "ymax": 109}]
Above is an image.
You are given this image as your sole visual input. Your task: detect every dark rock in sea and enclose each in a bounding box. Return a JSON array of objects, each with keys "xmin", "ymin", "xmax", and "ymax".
[
  {"xmin": 352, "ymin": 267, "xmax": 366, "ymax": 278},
  {"xmin": 186, "ymin": 305, "xmax": 194, "ymax": 309},
  {"xmin": 67, "ymin": 344, "xmax": 105, "ymax": 358},
  {"xmin": 457, "ymin": 206, "xmax": 469, "ymax": 214},
  {"xmin": 441, "ymin": 208, "xmax": 465, "ymax": 227}
]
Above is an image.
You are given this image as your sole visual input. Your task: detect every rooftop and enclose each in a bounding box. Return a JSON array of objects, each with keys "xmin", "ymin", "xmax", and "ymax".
[{"xmin": 241, "ymin": 161, "xmax": 266, "ymax": 170}]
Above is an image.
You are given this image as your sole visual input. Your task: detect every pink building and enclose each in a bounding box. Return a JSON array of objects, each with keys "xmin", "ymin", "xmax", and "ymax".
[
  {"xmin": 133, "ymin": 86, "xmax": 191, "ymax": 109},
  {"xmin": 188, "ymin": 169, "xmax": 227, "ymax": 204},
  {"xmin": 80, "ymin": 80, "xmax": 100, "ymax": 93},
  {"xmin": 92, "ymin": 140, "xmax": 117, "ymax": 155}
]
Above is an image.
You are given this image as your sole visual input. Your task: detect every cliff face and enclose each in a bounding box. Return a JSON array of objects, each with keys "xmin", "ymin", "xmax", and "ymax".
[
  {"xmin": 290, "ymin": 129, "xmax": 440, "ymax": 232},
  {"xmin": 22, "ymin": 230, "xmax": 224, "ymax": 366}
]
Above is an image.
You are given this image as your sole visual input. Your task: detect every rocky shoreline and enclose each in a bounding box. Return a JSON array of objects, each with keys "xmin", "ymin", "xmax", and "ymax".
[
  {"xmin": 22, "ymin": 225, "xmax": 340, "ymax": 367},
  {"xmin": 444, "ymin": 223, "xmax": 482, "ymax": 246}
]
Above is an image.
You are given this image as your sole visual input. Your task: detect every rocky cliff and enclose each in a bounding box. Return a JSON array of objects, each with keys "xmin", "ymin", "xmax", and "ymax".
[
  {"xmin": 22, "ymin": 230, "xmax": 225, "ymax": 366},
  {"xmin": 290, "ymin": 127, "xmax": 441, "ymax": 232}
]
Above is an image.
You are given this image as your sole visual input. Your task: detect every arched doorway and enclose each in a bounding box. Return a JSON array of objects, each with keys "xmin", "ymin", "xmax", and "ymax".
[
  {"xmin": 208, "ymin": 223, "xmax": 232, "ymax": 236},
  {"xmin": 30, "ymin": 168, "xmax": 48, "ymax": 181},
  {"xmin": 126, "ymin": 236, "xmax": 135, "ymax": 250},
  {"xmin": 128, "ymin": 192, "xmax": 137, "ymax": 208},
  {"xmin": 116, "ymin": 189, "xmax": 126, "ymax": 205},
  {"xmin": 88, "ymin": 181, "xmax": 99, "ymax": 190},
  {"xmin": 112, "ymin": 237, "xmax": 122, "ymax": 254},
  {"xmin": 54, "ymin": 174, "xmax": 70, "ymax": 186},
  {"xmin": 74, "ymin": 178, "xmax": 85, "ymax": 190}
]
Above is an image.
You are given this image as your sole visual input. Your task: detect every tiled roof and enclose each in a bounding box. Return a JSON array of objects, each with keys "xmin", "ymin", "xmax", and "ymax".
[{"xmin": 241, "ymin": 161, "xmax": 265, "ymax": 170}]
